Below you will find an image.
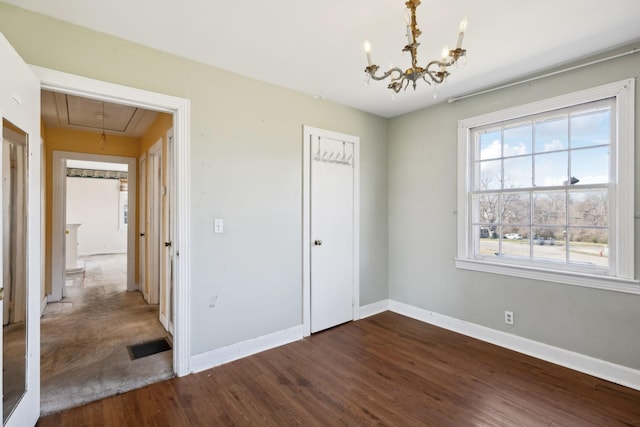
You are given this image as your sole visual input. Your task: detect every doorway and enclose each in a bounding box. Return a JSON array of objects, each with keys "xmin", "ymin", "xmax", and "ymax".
[
  {"xmin": 42, "ymin": 112, "xmax": 174, "ymax": 413},
  {"xmin": 33, "ymin": 65, "xmax": 191, "ymax": 378},
  {"xmin": 302, "ymin": 126, "xmax": 360, "ymax": 336}
]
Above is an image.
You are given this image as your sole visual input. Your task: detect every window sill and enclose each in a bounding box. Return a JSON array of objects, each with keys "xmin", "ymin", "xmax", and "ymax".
[{"xmin": 454, "ymin": 258, "xmax": 640, "ymax": 294}]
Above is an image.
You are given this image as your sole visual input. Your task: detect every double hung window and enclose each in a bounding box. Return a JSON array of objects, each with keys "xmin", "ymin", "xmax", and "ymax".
[{"xmin": 456, "ymin": 79, "xmax": 637, "ymax": 293}]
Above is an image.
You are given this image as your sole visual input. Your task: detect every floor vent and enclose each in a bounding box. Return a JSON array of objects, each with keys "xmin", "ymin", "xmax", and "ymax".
[{"xmin": 128, "ymin": 337, "xmax": 172, "ymax": 360}]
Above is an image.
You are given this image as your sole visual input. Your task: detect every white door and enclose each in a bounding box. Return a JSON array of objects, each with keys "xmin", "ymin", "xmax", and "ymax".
[
  {"xmin": 147, "ymin": 140, "xmax": 162, "ymax": 305},
  {"xmin": 307, "ymin": 130, "xmax": 358, "ymax": 334},
  {"xmin": 161, "ymin": 129, "xmax": 174, "ymax": 334},
  {"xmin": 0, "ymin": 32, "xmax": 42, "ymax": 426},
  {"xmin": 139, "ymin": 154, "xmax": 147, "ymax": 302}
]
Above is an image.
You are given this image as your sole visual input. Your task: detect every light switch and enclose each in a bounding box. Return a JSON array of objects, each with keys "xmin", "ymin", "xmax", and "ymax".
[{"xmin": 214, "ymin": 219, "xmax": 224, "ymax": 234}]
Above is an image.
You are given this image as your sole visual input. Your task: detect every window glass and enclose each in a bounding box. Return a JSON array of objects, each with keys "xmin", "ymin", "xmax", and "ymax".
[
  {"xmin": 534, "ymin": 151, "xmax": 568, "ymax": 187},
  {"xmin": 468, "ymin": 99, "xmax": 614, "ymax": 271},
  {"xmin": 535, "ymin": 116, "xmax": 568, "ymax": 153},
  {"xmin": 570, "ymin": 147, "xmax": 609, "ymax": 185},
  {"xmin": 504, "ymin": 122, "xmax": 532, "ymax": 156},
  {"xmin": 478, "ymin": 159, "xmax": 502, "ymax": 190},
  {"xmin": 570, "ymin": 108, "xmax": 610, "ymax": 149},
  {"xmin": 479, "ymin": 128, "xmax": 501, "ymax": 160},
  {"xmin": 503, "ymin": 157, "xmax": 531, "ymax": 188}
]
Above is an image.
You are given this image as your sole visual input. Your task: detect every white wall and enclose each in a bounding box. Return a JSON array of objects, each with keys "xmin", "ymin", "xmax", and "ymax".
[
  {"xmin": 388, "ymin": 45, "xmax": 640, "ymax": 370},
  {"xmin": 0, "ymin": 3, "xmax": 389, "ymax": 357},
  {"xmin": 65, "ymin": 177, "xmax": 127, "ymax": 255}
]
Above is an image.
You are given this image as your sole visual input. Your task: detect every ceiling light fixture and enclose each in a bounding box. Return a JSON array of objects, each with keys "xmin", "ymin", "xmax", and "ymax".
[
  {"xmin": 364, "ymin": 0, "xmax": 468, "ymax": 94},
  {"xmin": 99, "ymin": 102, "xmax": 107, "ymax": 150}
]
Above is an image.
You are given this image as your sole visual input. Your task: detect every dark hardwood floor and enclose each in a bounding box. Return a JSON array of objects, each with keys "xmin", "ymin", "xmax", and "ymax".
[{"xmin": 37, "ymin": 311, "xmax": 640, "ymax": 426}]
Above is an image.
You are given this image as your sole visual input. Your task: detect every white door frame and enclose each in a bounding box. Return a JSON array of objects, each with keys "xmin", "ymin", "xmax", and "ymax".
[
  {"xmin": 302, "ymin": 125, "xmax": 360, "ymax": 337},
  {"xmin": 51, "ymin": 152, "xmax": 137, "ymax": 295},
  {"xmin": 32, "ymin": 65, "xmax": 192, "ymax": 377},
  {"xmin": 138, "ymin": 153, "xmax": 147, "ymax": 301}
]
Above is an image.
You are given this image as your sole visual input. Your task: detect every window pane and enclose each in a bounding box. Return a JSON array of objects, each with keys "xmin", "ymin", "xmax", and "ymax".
[
  {"xmin": 502, "ymin": 192, "xmax": 530, "ymax": 225},
  {"xmin": 532, "ymin": 227, "xmax": 565, "ymax": 263},
  {"xmin": 504, "ymin": 122, "xmax": 532, "ymax": 157},
  {"xmin": 479, "ymin": 159, "xmax": 501, "ymax": 190},
  {"xmin": 570, "ymin": 147, "xmax": 609, "ymax": 185},
  {"xmin": 533, "ymin": 191, "xmax": 566, "ymax": 226},
  {"xmin": 569, "ymin": 190, "xmax": 608, "ymax": 227},
  {"xmin": 500, "ymin": 229, "xmax": 530, "ymax": 259},
  {"xmin": 503, "ymin": 156, "xmax": 532, "ymax": 188},
  {"xmin": 535, "ymin": 116, "xmax": 567, "ymax": 153},
  {"xmin": 476, "ymin": 225, "xmax": 500, "ymax": 256},
  {"xmin": 534, "ymin": 151, "xmax": 568, "ymax": 187},
  {"xmin": 479, "ymin": 128, "xmax": 501, "ymax": 160},
  {"xmin": 568, "ymin": 227, "xmax": 608, "ymax": 268},
  {"xmin": 570, "ymin": 108, "xmax": 610, "ymax": 149},
  {"xmin": 473, "ymin": 193, "xmax": 500, "ymax": 225}
]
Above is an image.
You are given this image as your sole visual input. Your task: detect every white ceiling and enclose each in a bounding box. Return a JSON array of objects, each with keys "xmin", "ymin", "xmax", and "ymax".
[{"xmin": 7, "ymin": 0, "xmax": 640, "ymax": 118}]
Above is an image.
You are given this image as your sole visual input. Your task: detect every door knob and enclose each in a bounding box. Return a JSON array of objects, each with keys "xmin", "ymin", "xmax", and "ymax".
[
  {"xmin": 165, "ymin": 241, "xmax": 172, "ymax": 247},
  {"xmin": 140, "ymin": 233, "xmax": 145, "ymax": 237},
  {"xmin": 314, "ymin": 240, "xmax": 323, "ymax": 246}
]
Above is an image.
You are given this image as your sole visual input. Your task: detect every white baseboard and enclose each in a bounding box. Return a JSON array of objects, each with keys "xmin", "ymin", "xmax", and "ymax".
[
  {"xmin": 190, "ymin": 325, "xmax": 304, "ymax": 374},
  {"xmin": 159, "ymin": 312, "xmax": 168, "ymax": 331},
  {"xmin": 41, "ymin": 295, "xmax": 48, "ymax": 316},
  {"xmin": 387, "ymin": 300, "xmax": 640, "ymax": 392},
  {"xmin": 359, "ymin": 299, "xmax": 390, "ymax": 319}
]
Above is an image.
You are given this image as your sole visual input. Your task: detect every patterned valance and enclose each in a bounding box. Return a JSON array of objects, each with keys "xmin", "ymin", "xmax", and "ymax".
[{"xmin": 66, "ymin": 168, "xmax": 128, "ymax": 180}]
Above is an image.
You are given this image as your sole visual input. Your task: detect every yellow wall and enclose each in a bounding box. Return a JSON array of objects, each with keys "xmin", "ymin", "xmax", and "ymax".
[
  {"xmin": 44, "ymin": 127, "xmax": 140, "ymax": 294},
  {"xmin": 140, "ymin": 113, "xmax": 172, "ymax": 156}
]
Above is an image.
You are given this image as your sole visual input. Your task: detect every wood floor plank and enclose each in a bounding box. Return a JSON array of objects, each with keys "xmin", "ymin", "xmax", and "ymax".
[{"xmin": 37, "ymin": 312, "xmax": 640, "ymax": 426}]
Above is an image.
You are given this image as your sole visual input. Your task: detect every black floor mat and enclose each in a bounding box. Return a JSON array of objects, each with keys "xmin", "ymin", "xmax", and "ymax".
[{"xmin": 128, "ymin": 337, "xmax": 172, "ymax": 360}]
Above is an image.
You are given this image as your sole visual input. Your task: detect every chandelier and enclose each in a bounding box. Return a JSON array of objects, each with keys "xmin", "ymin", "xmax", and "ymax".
[{"xmin": 364, "ymin": 0, "xmax": 468, "ymax": 93}]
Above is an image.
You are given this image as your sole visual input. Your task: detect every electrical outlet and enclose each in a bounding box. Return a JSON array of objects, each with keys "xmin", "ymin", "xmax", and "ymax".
[{"xmin": 504, "ymin": 310, "xmax": 514, "ymax": 325}]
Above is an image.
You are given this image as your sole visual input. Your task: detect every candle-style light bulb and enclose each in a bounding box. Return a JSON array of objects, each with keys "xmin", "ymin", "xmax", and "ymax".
[
  {"xmin": 406, "ymin": 25, "xmax": 414, "ymax": 45},
  {"xmin": 440, "ymin": 46, "xmax": 449, "ymax": 72},
  {"xmin": 459, "ymin": 18, "xmax": 468, "ymax": 32},
  {"xmin": 456, "ymin": 18, "xmax": 468, "ymax": 49},
  {"xmin": 364, "ymin": 40, "xmax": 373, "ymax": 66},
  {"xmin": 441, "ymin": 46, "xmax": 450, "ymax": 59}
]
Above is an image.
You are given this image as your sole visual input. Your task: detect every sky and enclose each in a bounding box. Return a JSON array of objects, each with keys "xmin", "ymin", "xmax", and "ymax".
[{"xmin": 477, "ymin": 105, "xmax": 611, "ymax": 189}]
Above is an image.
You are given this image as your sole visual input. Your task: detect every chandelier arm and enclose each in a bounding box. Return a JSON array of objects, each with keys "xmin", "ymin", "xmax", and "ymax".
[
  {"xmin": 365, "ymin": 66, "xmax": 405, "ymax": 82},
  {"xmin": 362, "ymin": 0, "xmax": 467, "ymax": 93}
]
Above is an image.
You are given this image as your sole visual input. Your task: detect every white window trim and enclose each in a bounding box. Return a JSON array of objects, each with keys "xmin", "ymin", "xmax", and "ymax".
[{"xmin": 456, "ymin": 79, "xmax": 639, "ymax": 294}]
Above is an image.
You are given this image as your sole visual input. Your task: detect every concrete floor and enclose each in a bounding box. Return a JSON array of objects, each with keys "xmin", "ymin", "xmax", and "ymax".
[{"xmin": 40, "ymin": 254, "xmax": 174, "ymax": 415}]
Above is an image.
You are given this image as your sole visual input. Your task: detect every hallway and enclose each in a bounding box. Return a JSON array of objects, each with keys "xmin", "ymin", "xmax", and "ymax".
[{"xmin": 41, "ymin": 254, "xmax": 174, "ymax": 415}]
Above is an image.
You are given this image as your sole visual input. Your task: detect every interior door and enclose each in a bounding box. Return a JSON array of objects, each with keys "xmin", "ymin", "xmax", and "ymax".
[
  {"xmin": 161, "ymin": 129, "xmax": 174, "ymax": 334},
  {"xmin": 0, "ymin": 33, "xmax": 42, "ymax": 426},
  {"xmin": 147, "ymin": 140, "xmax": 162, "ymax": 305},
  {"xmin": 310, "ymin": 135, "xmax": 355, "ymax": 333}
]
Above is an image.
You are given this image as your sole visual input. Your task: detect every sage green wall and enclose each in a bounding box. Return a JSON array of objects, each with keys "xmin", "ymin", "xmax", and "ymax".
[
  {"xmin": 388, "ymin": 45, "xmax": 640, "ymax": 369},
  {"xmin": 0, "ymin": 3, "xmax": 389, "ymax": 355}
]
